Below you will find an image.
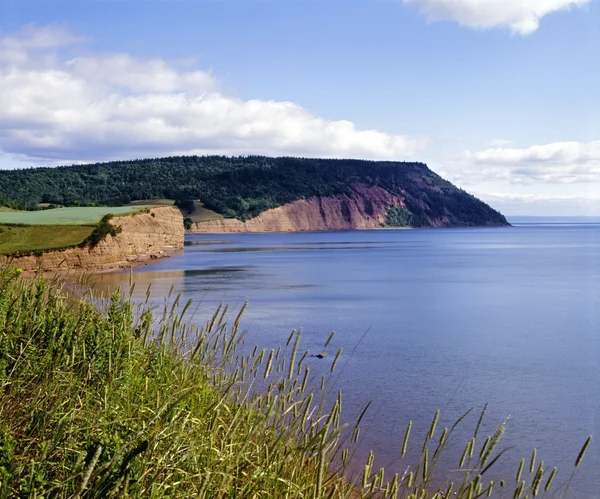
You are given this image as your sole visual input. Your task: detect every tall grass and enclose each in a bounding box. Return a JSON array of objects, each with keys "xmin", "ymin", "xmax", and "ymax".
[{"xmin": 0, "ymin": 266, "xmax": 591, "ymax": 498}]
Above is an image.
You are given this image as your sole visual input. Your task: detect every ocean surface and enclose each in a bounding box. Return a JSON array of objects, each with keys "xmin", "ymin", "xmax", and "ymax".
[{"xmin": 93, "ymin": 218, "xmax": 600, "ymax": 497}]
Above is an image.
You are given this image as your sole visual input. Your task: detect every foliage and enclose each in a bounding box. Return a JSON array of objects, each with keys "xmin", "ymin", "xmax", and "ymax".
[
  {"xmin": 183, "ymin": 217, "xmax": 193, "ymax": 230},
  {"xmin": 80, "ymin": 214, "xmax": 122, "ymax": 248},
  {"xmin": 175, "ymin": 198, "xmax": 195, "ymax": 214},
  {"xmin": 0, "ymin": 156, "xmax": 509, "ymax": 226},
  {"xmin": 0, "ymin": 266, "xmax": 589, "ymax": 498},
  {"xmin": 386, "ymin": 206, "xmax": 414, "ymax": 227}
]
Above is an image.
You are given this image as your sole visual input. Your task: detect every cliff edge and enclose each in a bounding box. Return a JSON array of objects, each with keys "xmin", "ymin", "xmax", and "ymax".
[
  {"xmin": 190, "ymin": 185, "xmax": 401, "ymax": 233},
  {"xmin": 189, "ymin": 184, "xmax": 506, "ymax": 233},
  {"xmin": 1, "ymin": 206, "xmax": 184, "ymax": 272}
]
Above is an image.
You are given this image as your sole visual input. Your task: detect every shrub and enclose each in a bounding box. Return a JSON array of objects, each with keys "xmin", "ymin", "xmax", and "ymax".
[{"xmin": 81, "ymin": 214, "xmax": 122, "ymax": 248}]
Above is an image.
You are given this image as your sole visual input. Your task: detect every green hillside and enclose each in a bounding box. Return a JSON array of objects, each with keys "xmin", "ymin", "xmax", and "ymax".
[{"xmin": 0, "ymin": 156, "xmax": 509, "ymax": 227}]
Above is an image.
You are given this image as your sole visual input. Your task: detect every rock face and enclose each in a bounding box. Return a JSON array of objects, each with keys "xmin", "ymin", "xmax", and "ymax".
[
  {"xmin": 1, "ymin": 206, "xmax": 184, "ymax": 272},
  {"xmin": 190, "ymin": 185, "xmax": 405, "ymax": 233}
]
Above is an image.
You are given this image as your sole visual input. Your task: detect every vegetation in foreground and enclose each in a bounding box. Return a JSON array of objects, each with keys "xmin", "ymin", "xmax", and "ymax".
[
  {"xmin": 0, "ymin": 155, "xmax": 508, "ymax": 227},
  {"xmin": 0, "ymin": 267, "xmax": 590, "ymax": 498}
]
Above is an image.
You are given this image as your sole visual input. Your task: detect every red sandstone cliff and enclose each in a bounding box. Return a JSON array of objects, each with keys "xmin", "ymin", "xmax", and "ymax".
[{"xmin": 190, "ymin": 185, "xmax": 407, "ymax": 233}]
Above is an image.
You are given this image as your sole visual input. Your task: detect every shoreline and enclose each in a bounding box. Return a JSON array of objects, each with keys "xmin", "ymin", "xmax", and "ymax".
[
  {"xmin": 18, "ymin": 247, "xmax": 183, "ymax": 278},
  {"xmin": 13, "ymin": 222, "xmax": 512, "ymax": 277},
  {"xmin": 3, "ymin": 206, "xmax": 185, "ymax": 275},
  {"xmin": 186, "ymin": 222, "xmax": 510, "ymax": 235}
]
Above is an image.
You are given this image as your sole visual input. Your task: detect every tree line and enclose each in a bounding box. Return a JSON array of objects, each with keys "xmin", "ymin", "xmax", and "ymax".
[{"xmin": 0, "ymin": 155, "xmax": 508, "ymax": 227}]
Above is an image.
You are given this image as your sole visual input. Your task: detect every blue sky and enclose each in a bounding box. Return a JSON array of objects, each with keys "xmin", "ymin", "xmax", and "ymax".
[{"xmin": 0, "ymin": 0, "xmax": 598, "ymax": 215}]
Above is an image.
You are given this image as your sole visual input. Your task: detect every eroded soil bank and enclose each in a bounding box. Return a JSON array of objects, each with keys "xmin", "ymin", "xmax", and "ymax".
[{"xmin": 1, "ymin": 206, "xmax": 184, "ymax": 272}]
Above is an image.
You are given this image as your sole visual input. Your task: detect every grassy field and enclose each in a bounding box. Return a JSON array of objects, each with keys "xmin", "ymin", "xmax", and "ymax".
[
  {"xmin": 0, "ymin": 225, "xmax": 95, "ymax": 255},
  {"xmin": 186, "ymin": 200, "xmax": 224, "ymax": 222},
  {"xmin": 0, "ymin": 267, "xmax": 589, "ymax": 498},
  {"xmin": 127, "ymin": 198, "xmax": 222, "ymax": 222},
  {"xmin": 0, "ymin": 206, "xmax": 149, "ymax": 226},
  {"xmin": 128, "ymin": 199, "xmax": 175, "ymax": 206}
]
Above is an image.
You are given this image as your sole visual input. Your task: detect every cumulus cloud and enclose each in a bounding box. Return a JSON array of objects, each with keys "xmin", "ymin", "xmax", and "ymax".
[
  {"xmin": 450, "ymin": 140, "xmax": 600, "ymax": 185},
  {"xmin": 403, "ymin": 0, "xmax": 589, "ymax": 35},
  {"xmin": 0, "ymin": 25, "xmax": 423, "ymax": 166}
]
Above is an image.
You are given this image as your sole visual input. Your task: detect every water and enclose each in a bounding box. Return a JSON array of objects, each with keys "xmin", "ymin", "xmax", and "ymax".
[{"xmin": 94, "ymin": 220, "xmax": 600, "ymax": 496}]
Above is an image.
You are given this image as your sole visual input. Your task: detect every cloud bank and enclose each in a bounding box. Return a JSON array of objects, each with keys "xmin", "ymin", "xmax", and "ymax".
[
  {"xmin": 477, "ymin": 192, "xmax": 600, "ymax": 216},
  {"xmin": 403, "ymin": 0, "xmax": 590, "ymax": 35},
  {"xmin": 0, "ymin": 26, "xmax": 423, "ymax": 166},
  {"xmin": 451, "ymin": 140, "xmax": 600, "ymax": 185}
]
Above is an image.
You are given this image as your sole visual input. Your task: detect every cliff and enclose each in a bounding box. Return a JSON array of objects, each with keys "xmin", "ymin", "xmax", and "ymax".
[
  {"xmin": 190, "ymin": 185, "xmax": 403, "ymax": 233},
  {"xmin": 1, "ymin": 206, "xmax": 184, "ymax": 272},
  {"xmin": 189, "ymin": 184, "xmax": 500, "ymax": 233}
]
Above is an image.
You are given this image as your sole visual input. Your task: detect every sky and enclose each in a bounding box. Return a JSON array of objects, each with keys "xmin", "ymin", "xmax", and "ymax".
[{"xmin": 0, "ymin": 0, "xmax": 598, "ymax": 216}]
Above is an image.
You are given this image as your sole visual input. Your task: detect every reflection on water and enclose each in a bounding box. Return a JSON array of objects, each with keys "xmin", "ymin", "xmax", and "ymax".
[
  {"xmin": 205, "ymin": 244, "xmax": 391, "ymax": 253},
  {"xmin": 184, "ymin": 239, "xmax": 235, "ymax": 246},
  {"xmin": 93, "ymin": 224, "xmax": 600, "ymax": 497},
  {"xmin": 184, "ymin": 237, "xmax": 395, "ymax": 253},
  {"xmin": 92, "ymin": 264, "xmax": 320, "ymax": 301},
  {"xmin": 92, "ymin": 266, "xmax": 252, "ymax": 297}
]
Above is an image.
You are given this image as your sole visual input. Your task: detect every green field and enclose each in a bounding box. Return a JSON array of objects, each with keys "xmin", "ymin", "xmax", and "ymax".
[
  {"xmin": 0, "ymin": 205, "xmax": 149, "ymax": 226},
  {"xmin": 0, "ymin": 225, "xmax": 94, "ymax": 255},
  {"xmin": 186, "ymin": 200, "xmax": 224, "ymax": 222}
]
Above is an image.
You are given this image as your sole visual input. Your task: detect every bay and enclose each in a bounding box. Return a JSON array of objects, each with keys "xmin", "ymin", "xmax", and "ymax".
[{"xmin": 93, "ymin": 219, "xmax": 600, "ymax": 497}]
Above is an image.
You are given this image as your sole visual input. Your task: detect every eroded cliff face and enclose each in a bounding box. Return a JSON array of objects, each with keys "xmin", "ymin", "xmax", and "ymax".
[
  {"xmin": 190, "ymin": 185, "xmax": 405, "ymax": 233},
  {"xmin": 2, "ymin": 206, "xmax": 184, "ymax": 272}
]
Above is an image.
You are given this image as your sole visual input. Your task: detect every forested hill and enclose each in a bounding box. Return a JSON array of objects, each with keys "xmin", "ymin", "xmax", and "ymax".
[{"xmin": 0, "ymin": 156, "xmax": 508, "ymax": 227}]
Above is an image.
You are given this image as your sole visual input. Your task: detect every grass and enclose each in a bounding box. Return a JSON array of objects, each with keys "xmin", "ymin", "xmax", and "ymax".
[
  {"xmin": 189, "ymin": 202, "xmax": 223, "ymax": 223},
  {"xmin": 0, "ymin": 225, "xmax": 95, "ymax": 255},
  {"xmin": 0, "ymin": 206, "xmax": 150, "ymax": 226},
  {"xmin": 128, "ymin": 199, "xmax": 176, "ymax": 207},
  {"xmin": 182, "ymin": 200, "xmax": 224, "ymax": 223},
  {"xmin": 127, "ymin": 199, "xmax": 223, "ymax": 222},
  {"xmin": 0, "ymin": 267, "xmax": 591, "ymax": 498}
]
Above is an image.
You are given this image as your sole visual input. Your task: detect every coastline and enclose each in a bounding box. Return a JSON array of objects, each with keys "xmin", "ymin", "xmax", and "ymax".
[
  {"xmin": 2, "ymin": 206, "xmax": 185, "ymax": 275},
  {"xmin": 19, "ymin": 223, "xmax": 512, "ymax": 276}
]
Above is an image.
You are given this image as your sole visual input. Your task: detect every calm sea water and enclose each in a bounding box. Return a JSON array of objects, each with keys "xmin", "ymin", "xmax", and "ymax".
[{"xmin": 94, "ymin": 218, "xmax": 600, "ymax": 497}]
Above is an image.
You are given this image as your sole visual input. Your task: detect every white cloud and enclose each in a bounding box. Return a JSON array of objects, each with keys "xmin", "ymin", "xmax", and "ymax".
[
  {"xmin": 449, "ymin": 140, "xmax": 600, "ymax": 185},
  {"xmin": 0, "ymin": 25, "xmax": 86, "ymax": 52},
  {"xmin": 403, "ymin": 0, "xmax": 589, "ymax": 35},
  {"xmin": 0, "ymin": 26, "xmax": 423, "ymax": 166},
  {"xmin": 477, "ymin": 192, "xmax": 600, "ymax": 216}
]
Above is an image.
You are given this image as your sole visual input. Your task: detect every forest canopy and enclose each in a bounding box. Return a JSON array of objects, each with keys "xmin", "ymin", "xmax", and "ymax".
[{"xmin": 0, "ymin": 155, "xmax": 508, "ymax": 227}]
